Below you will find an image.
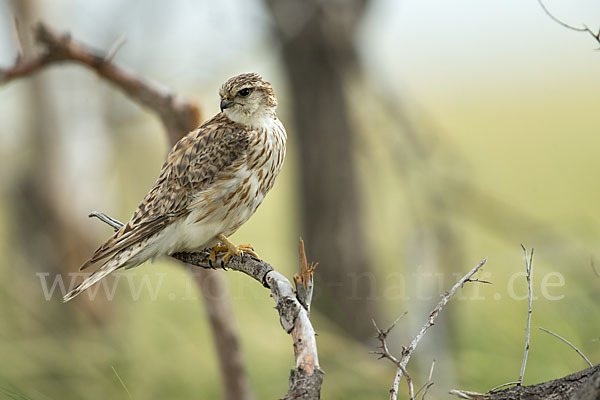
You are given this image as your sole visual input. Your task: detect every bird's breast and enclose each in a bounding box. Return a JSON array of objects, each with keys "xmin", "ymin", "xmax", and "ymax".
[{"xmin": 189, "ymin": 119, "xmax": 286, "ymax": 237}]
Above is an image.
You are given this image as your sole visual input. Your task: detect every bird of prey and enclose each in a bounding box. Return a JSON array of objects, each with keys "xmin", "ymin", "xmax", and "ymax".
[{"xmin": 63, "ymin": 73, "xmax": 287, "ymax": 302}]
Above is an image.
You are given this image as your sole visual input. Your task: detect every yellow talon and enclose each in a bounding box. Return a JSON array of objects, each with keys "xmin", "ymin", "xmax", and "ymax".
[{"xmin": 211, "ymin": 234, "xmax": 259, "ymax": 265}]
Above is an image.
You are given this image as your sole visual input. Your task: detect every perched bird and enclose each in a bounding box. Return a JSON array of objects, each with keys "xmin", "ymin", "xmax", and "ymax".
[{"xmin": 63, "ymin": 73, "xmax": 287, "ymax": 302}]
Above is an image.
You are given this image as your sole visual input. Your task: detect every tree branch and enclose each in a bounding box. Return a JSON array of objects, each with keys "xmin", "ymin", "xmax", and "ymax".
[
  {"xmin": 483, "ymin": 364, "xmax": 600, "ymax": 400},
  {"xmin": 537, "ymin": 0, "xmax": 600, "ymax": 48},
  {"xmin": 0, "ymin": 22, "xmax": 201, "ymax": 144},
  {"xmin": 91, "ymin": 212, "xmax": 323, "ymax": 399}
]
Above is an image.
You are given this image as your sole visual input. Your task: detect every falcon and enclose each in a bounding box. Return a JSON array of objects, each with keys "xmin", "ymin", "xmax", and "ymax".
[{"xmin": 63, "ymin": 73, "xmax": 287, "ymax": 302}]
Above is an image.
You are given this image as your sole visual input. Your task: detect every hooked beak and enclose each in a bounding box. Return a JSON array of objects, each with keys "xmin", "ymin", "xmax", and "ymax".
[{"xmin": 220, "ymin": 98, "xmax": 234, "ymax": 112}]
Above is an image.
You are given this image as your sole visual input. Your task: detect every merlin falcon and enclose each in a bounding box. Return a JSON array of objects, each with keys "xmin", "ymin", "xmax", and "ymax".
[{"xmin": 63, "ymin": 73, "xmax": 287, "ymax": 302}]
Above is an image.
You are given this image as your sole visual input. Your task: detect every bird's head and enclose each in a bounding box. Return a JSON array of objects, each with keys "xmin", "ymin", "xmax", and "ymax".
[{"xmin": 219, "ymin": 73, "xmax": 278, "ymax": 127}]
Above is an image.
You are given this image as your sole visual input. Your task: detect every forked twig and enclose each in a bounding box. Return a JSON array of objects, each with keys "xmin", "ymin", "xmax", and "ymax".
[
  {"xmin": 371, "ymin": 315, "xmax": 414, "ymax": 400},
  {"xmin": 537, "ymin": 0, "xmax": 600, "ymax": 47}
]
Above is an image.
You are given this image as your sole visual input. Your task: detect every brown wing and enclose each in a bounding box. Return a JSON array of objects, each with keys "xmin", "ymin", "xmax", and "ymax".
[{"xmin": 80, "ymin": 114, "xmax": 250, "ymax": 270}]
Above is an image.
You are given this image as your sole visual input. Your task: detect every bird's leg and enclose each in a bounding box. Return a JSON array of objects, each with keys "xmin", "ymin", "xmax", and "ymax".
[{"xmin": 214, "ymin": 234, "xmax": 259, "ymax": 264}]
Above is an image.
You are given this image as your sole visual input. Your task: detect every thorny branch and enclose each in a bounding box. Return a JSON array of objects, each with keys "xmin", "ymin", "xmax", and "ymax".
[
  {"xmin": 371, "ymin": 314, "xmax": 414, "ymax": 400},
  {"xmin": 537, "ymin": 0, "xmax": 600, "ymax": 48},
  {"xmin": 90, "ymin": 211, "xmax": 323, "ymax": 399},
  {"xmin": 372, "ymin": 257, "xmax": 489, "ymax": 400}
]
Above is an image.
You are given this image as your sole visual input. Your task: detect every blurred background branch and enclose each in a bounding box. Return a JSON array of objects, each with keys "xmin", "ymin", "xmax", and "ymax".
[{"xmin": 1, "ymin": 16, "xmax": 252, "ymax": 400}]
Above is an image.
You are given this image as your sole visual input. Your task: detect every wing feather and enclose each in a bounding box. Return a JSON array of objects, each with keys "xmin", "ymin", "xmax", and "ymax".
[{"xmin": 80, "ymin": 114, "xmax": 250, "ymax": 270}]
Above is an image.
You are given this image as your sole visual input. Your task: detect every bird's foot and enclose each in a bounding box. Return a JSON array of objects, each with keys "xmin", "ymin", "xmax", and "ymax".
[{"xmin": 209, "ymin": 234, "xmax": 259, "ymax": 265}]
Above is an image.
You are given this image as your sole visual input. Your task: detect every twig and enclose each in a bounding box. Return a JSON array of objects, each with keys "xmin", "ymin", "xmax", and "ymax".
[
  {"xmin": 486, "ymin": 381, "xmax": 519, "ymax": 394},
  {"xmin": 414, "ymin": 360, "xmax": 435, "ymax": 400},
  {"xmin": 372, "ymin": 316, "xmax": 413, "ymax": 400},
  {"xmin": 449, "ymin": 389, "xmax": 489, "ymax": 399},
  {"xmin": 537, "ymin": 0, "xmax": 600, "ymax": 47},
  {"xmin": 111, "ymin": 366, "xmax": 133, "ymax": 400},
  {"xmin": 539, "ymin": 327, "xmax": 593, "ymax": 368},
  {"xmin": 12, "ymin": 17, "xmax": 24, "ymax": 63},
  {"xmin": 294, "ymin": 238, "xmax": 318, "ymax": 312},
  {"xmin": 518, "ymin": 245, "xmax": 533, "ymax": 386},
  {"xmin": 89, "ymin": 211, "xmax": 123, "ymax": 231},
  {"xmin": 387, "ymin": 257, "xmax": 488, "ymax": 400},
  {"xmin": 92, "ymin": 212, "xmax": 323, "ymax": 399},
  {"xmin": 104, "ymin": 35, "xmax": 127, "ymax": 63}
]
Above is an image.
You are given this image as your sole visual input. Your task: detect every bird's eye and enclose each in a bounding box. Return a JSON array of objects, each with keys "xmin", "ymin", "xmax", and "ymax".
[{"xmin": 238, "ymin": 88, "xmax": 251, "ymax": 97}]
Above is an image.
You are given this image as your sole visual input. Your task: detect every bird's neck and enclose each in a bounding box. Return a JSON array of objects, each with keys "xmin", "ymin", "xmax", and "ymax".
[{"xmin": 224, "ymin": 107, "xmax": 277, "ymax": 129}]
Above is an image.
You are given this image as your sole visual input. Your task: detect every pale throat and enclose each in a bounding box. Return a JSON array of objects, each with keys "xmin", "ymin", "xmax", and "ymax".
[{"xmin": 224, "ymin": 105, "xmax": 277, "ymax": 128}]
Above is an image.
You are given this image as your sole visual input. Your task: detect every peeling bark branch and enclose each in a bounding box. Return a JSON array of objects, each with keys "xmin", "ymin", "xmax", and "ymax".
[{"xmin": 92, "ymin": 212, "xmax": 323, "ymax": 399}]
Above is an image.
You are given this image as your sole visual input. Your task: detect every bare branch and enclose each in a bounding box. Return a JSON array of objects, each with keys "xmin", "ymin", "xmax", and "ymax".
[
  {"xmin": 518, "ymin": 245, "xmax": 534, "ymax": 386},
  {"xmin": 371, "ymin": 316, "xmax": 413, "ymax": 400},
  {"xmin": 537, "ymin": 0, "xmax": 600, "ymax": 47},
  {"xmin": 539, "ymin": 327, "xmax": 593, "ymax": 368},
  {"xmin": 387, "ymin": 257, "xmax": 489, "ymax": 399},
  {"xmin": 92, "ymin": 212, "xmax": 323, "ymax": 399},
  {"xmin": 415, "ymin": 360, "xmax": 435, "ymax": 400},
  {"xmin": 0, "ymin": 23, "xmax": 201, "ymax": 143}
]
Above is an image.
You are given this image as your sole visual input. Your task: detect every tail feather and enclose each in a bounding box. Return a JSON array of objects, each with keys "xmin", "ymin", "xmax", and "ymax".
[
  {"xmin": 63, "ymin": 242, "xmax": 148, "ymax": 302},
  {"xmin": 62, "ymin": 260, "xmax": 122, "ymax": 302}
]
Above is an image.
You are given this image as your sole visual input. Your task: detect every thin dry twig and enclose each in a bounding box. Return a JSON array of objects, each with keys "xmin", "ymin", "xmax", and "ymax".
[
  {"xmin": 111, "ymin": 366, "xmax": 133, "ymax": 400},
  {"xmin": 104, "ymin": 35, "xmax": 127, "ymax": 63},
  {"xmin": 518, "ymin": 245, "xmax": 534, "ymax": 386},
  {"xmin": 486, "ymin": 381, "xmax": 519, "ymax": 394},
  {"xmin": 386, "ymin": 257, "xmax": 488, "ymax": 400},
  {"xmin": 537, "ymin": 0, "xmax": 600, "ymax": 47},
  {"xmin": 539, "ymin": 327, "xmax": 593, "ymax": 368},
  {"xmin": 449, "ymin": 389, "xmax": 489, "ymax": 399},
  {"xmin": 372, "ymin": 315, "xmax": 414, "ymax": 400},
  {"xmin": 414, "ymin": 360, "xmax": 435, "ymax": 400},
  {"xmin": 12, "ymin": 17, "xmax": 24, "ymax": 63}
]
